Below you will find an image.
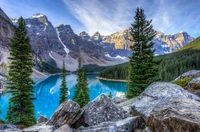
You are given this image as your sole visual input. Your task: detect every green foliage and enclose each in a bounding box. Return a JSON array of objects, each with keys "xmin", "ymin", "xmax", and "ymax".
[
  {"xmin": 126, "ymin": 8, "xmax": 159, "ymax": 99},
  {"xmin": 108, "ymin": 92, "xmax": 113, "ymax": 99},
  {"xmin": 172, "ymin": 77, "xmax": 192, "ymax": 88},
  {"xmin": 41, "ymin": 61, "xmax": 61, "ymax": 74},
  {"xmin": 83, "ymin": 64, "xmax": 109, "ymax": 72},
  {"xmin": 99, "ymin": 63, "xmax": 128, "ymax": 80},
  {"xmin": 73, "ymin": 59, "xmax": 90, "ymax": 108},
  {"xmin": 59, "ymin": 62, "xmax": 68, "ymax": 105},
  {"xmin": 99, "ymin": 37, "xmax": 200, "ymax": 83},
  {"xmin": 6, "ymin": 17, "xmax": 36, "ymax": 126}
]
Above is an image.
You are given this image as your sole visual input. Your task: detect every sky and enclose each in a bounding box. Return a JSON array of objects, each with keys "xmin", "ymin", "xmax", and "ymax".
[{"xmin": 0, "ymin": 0, "xmax": 200, "ymax": 38}]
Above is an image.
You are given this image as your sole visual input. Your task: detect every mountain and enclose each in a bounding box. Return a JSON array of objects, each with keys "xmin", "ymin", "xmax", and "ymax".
[
  {"xmin": 0, "ymin": 7, "xmax": 195, "ymax": 73},
  {"xmin": 99, "ymin": 37, "xmax": 200, "ymax": 82},
  {"xmin": 0, "ymin": 8, "xmax": 14, "ymax": 50},
  {"xmin": 23, "ymin": 14, "xmax": 127, "ymax": 71},
  {"xmin": 90, "ymin": 28, "xmax": 194, "ymax": 57}
]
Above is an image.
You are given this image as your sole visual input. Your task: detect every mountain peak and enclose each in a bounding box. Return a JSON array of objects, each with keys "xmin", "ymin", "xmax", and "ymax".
[
  {"xmin": 30, "ymin": 13, "xmax": 45, "ymax": 19},
  {"xmin": 79, "ymin": 31, "xmax": 89, "ymax": 36},
  {"xmin": 56, "ymin": 24, "xmax": 74, "ymax": 34},
  {"xmin": 93, "ymin": 31, "xmax": 100, "ymax": 36}
]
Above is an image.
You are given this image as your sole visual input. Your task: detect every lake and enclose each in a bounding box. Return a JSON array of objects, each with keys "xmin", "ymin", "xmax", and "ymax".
[{"xmin": 0, "ymin": 74, "xmax": 127, "ymax": 120}]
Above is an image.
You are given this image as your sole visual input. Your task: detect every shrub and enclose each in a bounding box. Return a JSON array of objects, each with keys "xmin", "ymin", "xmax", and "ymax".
[{"xmin": 172, "ymin": 76, "xmax": 192, "ymax": 88}]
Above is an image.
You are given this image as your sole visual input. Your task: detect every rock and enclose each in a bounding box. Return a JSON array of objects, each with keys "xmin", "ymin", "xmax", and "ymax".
[
  {"xmin": 131, "ymin": 82, "xmax": 200, "ymax": 132},
  {"xmin": 54, "ymin": 124, "xmax": 73, "ymax": 132},
  {"xmin": 117, "ymin": 97, "xmax": 137, "ymax": 114},
  {"xmin": 46, "ymin": 100, "xmax": 83, "ymax": 128},
  {"xmin": 78, "ymin": 94, "xmax": 128, "ymax": 127},
  {"xmin": 112, "ymin": 95, "xmax": 127, "ymax": 104},
  {"xmin": 22, "ymin": 124, "xmax": 55, "ymax": 132},
  {"xmin": 76, "ymin": 116, "xmax": 145, "ymax": 132},
  {"xmin": 174, "ymin": 70, "xmax": 200, "ymax": 81},
  {"xmin": 37, "ymin": 115, "xmax": 48, "ymax": 124},
  {"xmin": 148, "ymin": 97, "xmax": 200, "ymax": 132},
  {"xmin": 0, "ymin": 124, "xmax": 21, "ymax": 132},
  {"xmin": 187, "ymin": 77, "xmax": 200, "ymax": 90},
  {"xmin": 131, "ymin": 82, "xmax": 200, "ymax": 121}
]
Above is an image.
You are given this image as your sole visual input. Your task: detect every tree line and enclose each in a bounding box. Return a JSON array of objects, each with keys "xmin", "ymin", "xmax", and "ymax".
[{"xmin": 99, "ymin": 37, "xmax": 200, "ymax": 82}]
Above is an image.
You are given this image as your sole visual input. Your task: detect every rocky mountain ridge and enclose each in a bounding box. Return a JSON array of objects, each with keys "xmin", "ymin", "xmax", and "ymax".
[
  {"xmin": 78, "ymin": 28, "xmax": 194, "ymax": 56},
  {"xmin": 0, "ymin": 7, "xmax": 195, "ymax": 73}
]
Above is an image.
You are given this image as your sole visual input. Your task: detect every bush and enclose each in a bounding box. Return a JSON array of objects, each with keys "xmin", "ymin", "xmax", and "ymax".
[{"xmin": 172, "ymin": 76, "xmax": 192, "ymax": 88}]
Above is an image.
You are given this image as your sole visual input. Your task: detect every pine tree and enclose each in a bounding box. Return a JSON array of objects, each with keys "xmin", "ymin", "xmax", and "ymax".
[
  {"xmin": 108, "ymin": 92, "xmax": 112, "ymax": 99},
  {"xmin": 72, "ymin": 59, "xmax": 90, "ymax": 108},
  {"xmin": 6, "ymin": 17, "xmax": 36, "ymax": 126},
  {"xmin": 72, "ymin": 58, "xmax": 83, "ymax": 102},
  {"xmin": 59, "ymin": 62, "xmax": 68, "ymax": 105},
  {"xmin": 81, "ymin": 70, "xmax": 90, "ymax": 106},
  {"xmin": 126, "ymin": 8, "xmax": 159, "ymax": 99}
]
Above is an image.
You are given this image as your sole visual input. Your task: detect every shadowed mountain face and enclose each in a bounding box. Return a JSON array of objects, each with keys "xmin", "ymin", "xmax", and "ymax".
[
  {"xmin": 0, "ymin": 7, "xmax": 194, "ymax": 72},
  {"xmin": 0, "ymin": 8, "xmax": 14, "ymax": 51}
]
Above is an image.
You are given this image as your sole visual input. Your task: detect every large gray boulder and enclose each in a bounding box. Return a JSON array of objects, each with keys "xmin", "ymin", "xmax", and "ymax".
[
  {"xmin": 148, "ymin": 97, "xmax": 200, "ymax": 132},
  {"xmin": 78, "ymin": 94, "xmax": 128, "ymax": 127},
  {"xmin": 112, "ymin": 95, "xmax": 127, "ymax": 104},
  {"xmin": 76, "ymin": 116, "xmax": 145, "ymax": 132},
  {"xmin": 187, "ymin": 77, "xmax": 200, "ymax": 90},
  {"xmin": 46, "ymin": 100, "xmax": 83, "ymax": 128},
  {"xmin": 174, "ymin": 70, "xmax": 200, "ymax": 81},
  {"xmin": 117, "ymin": 97, "xmax": 138, "ymax": 114},
  {"xmin": 54, "ymin": 124, "xmax": 73, "ymax": 132},
  {"xmin": 22, "ymin": 124, "xmax": 55, "ymax": 132},
  {"xmin": 0, "ymin": 124, "xmax": 21, "ymax": 132},
  {"xmin": 131, "ymin": 82, "xmax": 200, "ymax": 132}
]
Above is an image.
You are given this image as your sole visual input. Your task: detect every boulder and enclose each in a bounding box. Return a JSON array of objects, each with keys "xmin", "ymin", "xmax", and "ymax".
[
  {"xmin": 46, "ymin": 100, "xmax": 83, "ymax": 128},
  {"xmin": 117, "ymin": 97, "xmax": 137, "ymax": 114},
  {"xmin": 131, "ymin": 82, "xmax": 200, "ymax": 132},
  {"xmin": 37, "ymin": 115, "xmax": 48, "ymax": 124},
  {"xmin": 148, "ymin": 97, "xmax": 200, "ymax": 132},
  {"xmin": 112, "ymin": 95, "xmax": 127, "ymax": 104},
  {"xmin": 187, "ymin": 77, "xmax": 200, "ymax": 90},
  {"xmin": 77, "ymin": 94, "xmax": 128, "ymax": 127},
  {"xmin": 54, "ymin": 124, "xmax": 73, "ymax": 132},
  {"xmin": 174, "ymin": 70, "xmax": 200, "ymax": 81},
  {"xmin": 0, "ymin": 124, "xmax": 21, "ymax": 132},
  {"xmin": 76, "ymin": 116, "xmax": 145, "ymax": 132},
  {"xmin": 22, "ymin": 124, "xmax": 55, "ymax": 132}
]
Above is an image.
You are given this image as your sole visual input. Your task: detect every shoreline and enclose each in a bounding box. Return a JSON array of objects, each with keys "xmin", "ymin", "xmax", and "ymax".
[{"xmin": 96, "ymin": 76, "xmax": 129, "ymax": 82}]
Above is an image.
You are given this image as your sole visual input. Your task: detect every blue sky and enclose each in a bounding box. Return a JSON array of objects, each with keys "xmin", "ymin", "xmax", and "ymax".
[{"xmin": 0, "ymin": 0, "xmax": 200, "ymax": 38}]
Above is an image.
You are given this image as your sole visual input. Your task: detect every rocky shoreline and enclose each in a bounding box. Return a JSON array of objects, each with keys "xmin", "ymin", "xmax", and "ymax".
[{"xmin": 1, "ymin": 70, "xmax": 200, "ymax": 132}]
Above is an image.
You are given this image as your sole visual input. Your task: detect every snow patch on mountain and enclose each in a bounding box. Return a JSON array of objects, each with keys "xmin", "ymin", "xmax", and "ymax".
[
  {"xmin": 31, "ymin": 14, "xmax": 45, "ymax": 18},
  {"xmin": 105, "ymin": 54, "xmax": 127, "ymax": 60},
  {"xmin": 56, "ymin": 28, "xmax": 69, "ymax": 54}
]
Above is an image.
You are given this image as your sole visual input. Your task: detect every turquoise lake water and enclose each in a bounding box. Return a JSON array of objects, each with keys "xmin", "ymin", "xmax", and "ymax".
[{"xmin": 0, "ymin": 74, "xmax": 127, "ymax": 119}]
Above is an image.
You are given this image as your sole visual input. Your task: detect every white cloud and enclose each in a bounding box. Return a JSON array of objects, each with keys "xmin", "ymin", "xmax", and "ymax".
[{"xmin": 62, "ymin": 0, "xmax": 134, "ymax": 35}]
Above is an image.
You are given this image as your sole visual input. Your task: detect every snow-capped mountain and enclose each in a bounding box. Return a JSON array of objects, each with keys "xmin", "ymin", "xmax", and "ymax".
[{"xmin": 0, "ymin": 7, "xmax": 194, "ymax": 72}]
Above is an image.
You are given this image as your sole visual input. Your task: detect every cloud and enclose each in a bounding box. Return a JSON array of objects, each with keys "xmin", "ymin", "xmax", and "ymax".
[
  {"xmin": 62, "ymin": 0, "xmax": 134, "ymax": 35},
  {"xmin": 62, "ymin": 0, "xmax": 200, "ymax": 37}
]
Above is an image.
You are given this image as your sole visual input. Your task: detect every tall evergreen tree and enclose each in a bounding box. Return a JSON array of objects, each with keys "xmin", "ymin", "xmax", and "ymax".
[
  {"xmin": 6, "ymin": 17, "xmax": 36, "ymax": 126},
  {"xmin": 72, "ymin": 58, "xmax": 83, "ymax": 102},
  {"xmin": 59, "ymin": 62, "xmax": 68, "ymax": 105},
  {"xmin": 126, "ymin": 8, "xmax": 159, "ymax": 99},
  {"xmin": 72, "ymin": 59, "xmax": 90, "ymax": 108}
]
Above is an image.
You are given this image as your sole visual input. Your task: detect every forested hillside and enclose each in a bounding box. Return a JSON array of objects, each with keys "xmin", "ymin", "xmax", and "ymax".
[{"xmin": 99, "ymin": 37, "xmax": 200, "ymax": 81}]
